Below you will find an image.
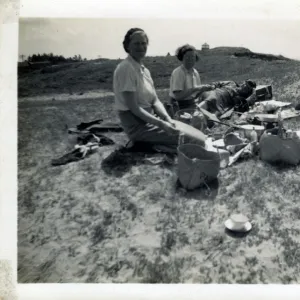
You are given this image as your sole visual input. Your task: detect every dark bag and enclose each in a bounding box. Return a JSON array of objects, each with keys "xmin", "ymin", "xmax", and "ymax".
[
  {"xmin": 255, "ymin": 85, "xmax": 273, "ymax": 101},
  {"xmin": 260, "ymin": 130, "xmax": 300, "ymax": 165}
]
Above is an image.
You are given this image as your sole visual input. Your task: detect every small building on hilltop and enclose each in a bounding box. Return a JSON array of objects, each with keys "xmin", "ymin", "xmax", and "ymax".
[{"xmin": 201, "ymin": 43, "xmax": 210, "ymax": 51}]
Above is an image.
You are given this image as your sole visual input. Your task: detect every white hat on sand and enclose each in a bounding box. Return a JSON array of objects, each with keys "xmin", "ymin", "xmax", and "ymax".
[{"xmin": 224, "ymin": 214, "xmax": 252, "ymax": 233}]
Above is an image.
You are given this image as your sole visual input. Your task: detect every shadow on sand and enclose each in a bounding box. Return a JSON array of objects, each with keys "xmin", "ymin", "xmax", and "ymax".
[
  {"xmin": 224, "ymin": 228, "xmax": 252, "ymax": 239},
  {"xmin": 175, "ymin": 178, "xmax": 220, "ymax": 200},
  {"xmin": 101, "ymin": 144, "xmax": 176, "ymax": 178}
]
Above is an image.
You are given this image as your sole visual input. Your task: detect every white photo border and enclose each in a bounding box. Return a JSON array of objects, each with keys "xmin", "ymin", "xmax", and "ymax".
[{"xmin": 1, "ymin": 0, "xmax": 300, "ymax": 299}]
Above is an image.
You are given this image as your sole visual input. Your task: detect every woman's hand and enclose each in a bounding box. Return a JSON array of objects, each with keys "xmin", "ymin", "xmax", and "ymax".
[
  {"xmin": 160, "ymin": 120, "xmax": 179, "ymax": 135},
  {"xmin": 198, "ymin": 84, "xmax": 215, "ymax": 92},
  {"xmin": 192, "ymin": 85, "xmax": 214, "ymax": 96},
  {"xmin": 164, "ymin": 116, "xmax": 176, "ymax": 125}
]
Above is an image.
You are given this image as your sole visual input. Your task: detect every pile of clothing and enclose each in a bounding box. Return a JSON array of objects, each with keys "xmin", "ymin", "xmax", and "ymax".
[
  {"xmin": 51, "ymin": 119, "xmax": 176, "ymax": 171},
  {"xmin": 51, "ymin": 119, "xmax": 121, "ymax": 166}
]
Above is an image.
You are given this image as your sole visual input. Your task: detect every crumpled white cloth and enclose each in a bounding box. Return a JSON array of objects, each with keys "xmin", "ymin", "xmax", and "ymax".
[{"xmin": 0, "ymin": 260, "xmax": 17, "ymax": 300}]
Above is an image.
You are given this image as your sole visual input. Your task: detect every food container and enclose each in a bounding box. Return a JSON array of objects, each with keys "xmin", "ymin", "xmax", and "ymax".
[
  {"xmin": 249, "ymin": 113, "xmax": 278, "ymax": 123},
  {"xmin": 175, "ymin": 108, "xmax": 207, "ymax": 131},
  {"xmin": 175, "ymin": 109, "xmax": 195, "ymax": 124},
  {"xmin": 238, "ymin": 124, "xmax": 265, "ymax": 140}
]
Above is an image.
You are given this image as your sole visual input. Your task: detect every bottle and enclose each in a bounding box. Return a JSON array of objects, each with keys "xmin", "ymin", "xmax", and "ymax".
[
  {"xmin": 286, "ymin": 129, "xmax": 292, "ymax": 139},
  {"xmin": 178, "ymin": 132, "xmax": 185, "ymax": 146},
  {"xmin": 239, "ymin": 129, "xmax": 245, "ymax": 139},
  {"xmin": 232, "ymin": 112, "xmax": 239, "ymax": 123},
  {"xmin": 249, "ymin": 127, "xmax": 258, "ymax": 154},
  {"xmin": 277, "ymin": 108, "xmax": 284, "ymax": 138},
  {"xmin": 250, "ymin": 127, "xmax": 258, "ymax": 143},
  {"xmin": 205, "ymin": 137, "xmax": 214, "ymax": 151}
]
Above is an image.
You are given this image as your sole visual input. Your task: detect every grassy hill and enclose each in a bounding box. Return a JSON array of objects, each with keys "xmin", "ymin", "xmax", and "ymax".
[{"xmin": 18, "ymin": 47, "xmax": 299, "ymax": 101}]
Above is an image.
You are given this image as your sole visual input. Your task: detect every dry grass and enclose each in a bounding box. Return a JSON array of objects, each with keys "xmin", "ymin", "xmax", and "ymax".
[{"xmin": 18, "ymin": 54, "xmax": 300, "ymax": 283}]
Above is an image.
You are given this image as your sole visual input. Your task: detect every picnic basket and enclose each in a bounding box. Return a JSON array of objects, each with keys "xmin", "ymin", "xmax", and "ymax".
[
  {"xmin": 177, "ymin": 143, "xmax": 221, "ymax": 190},
  {"xmin": 175, "ymin": 108, "xmax": 207, "ymax": 131}
]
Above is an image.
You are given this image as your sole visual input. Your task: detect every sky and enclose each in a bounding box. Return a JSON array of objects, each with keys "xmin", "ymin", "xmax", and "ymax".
[{"xmin": 18, "ymin": 18, "xmax": 300, "ymax": 61}]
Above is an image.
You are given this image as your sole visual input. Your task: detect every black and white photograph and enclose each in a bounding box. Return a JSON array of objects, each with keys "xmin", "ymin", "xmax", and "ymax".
[{"xmin": 17, "ymin": 14, "xmax": 300, "ymax": 284}]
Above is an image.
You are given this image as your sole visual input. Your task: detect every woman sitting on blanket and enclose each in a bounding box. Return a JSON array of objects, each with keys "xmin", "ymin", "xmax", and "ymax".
[
  {"xmin": 113, "ymin": 28, "xmax": 184, "ymax": 153},
  {"xmin": 169, "ymin": 44, "xmax": 214, "ymax": 112}
]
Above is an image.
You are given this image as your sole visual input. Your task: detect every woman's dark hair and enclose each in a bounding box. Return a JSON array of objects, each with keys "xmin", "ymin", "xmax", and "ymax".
[
  {"xmin": 123, "ymin": 28, "xmax": 149, "ymax": 53},
  {"xmin": 175, "ymin": 44, "xmax": 199, "ymax": 61}
]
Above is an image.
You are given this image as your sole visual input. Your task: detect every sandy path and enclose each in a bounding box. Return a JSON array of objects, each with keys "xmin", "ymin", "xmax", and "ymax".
[
  {"xmin": 18, "ymin": 89, "xmax": 115, "ymax": 102},
  {"xmin": 18, "ymin": 88, "xmax": 169, "ymax": 102}
]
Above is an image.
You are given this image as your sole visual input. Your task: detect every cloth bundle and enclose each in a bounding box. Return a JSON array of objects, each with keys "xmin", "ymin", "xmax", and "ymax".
[{"xmin": 51, "ymin": 132, "xmax": 115, "ymax": 166}]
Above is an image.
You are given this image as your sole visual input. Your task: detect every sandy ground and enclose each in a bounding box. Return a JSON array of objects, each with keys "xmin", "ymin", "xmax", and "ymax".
[
  {"xmin": 18, "ymin": 89, "xmax": 115, "ymax": 102},
  {"xmin": 18, "ymin": 88, "xmax": 170, "ymax": 103}
]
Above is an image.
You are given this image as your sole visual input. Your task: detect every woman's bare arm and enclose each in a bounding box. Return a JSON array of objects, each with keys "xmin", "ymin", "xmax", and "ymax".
[
  {"xmin": 122, "ymin": 91, "xmax": 178, "ymax": 135},
  {"xmin": 122, "ymin": 91, "xmax": 163, "ymax": 126},
  {"xmin": 173, "ymin": 85, "xmax": 214, "ymax": 101},
  {"xmin": 152, "ymin": 97, "xmax": 173, "ymax": 123}
]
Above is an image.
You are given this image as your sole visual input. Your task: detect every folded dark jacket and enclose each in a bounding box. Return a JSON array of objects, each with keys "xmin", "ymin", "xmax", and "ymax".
[
  {"xmin": 76, "ymin": 119, "xmax": 103, "ymax": 131},
  {"xmin": 51, "ymin": 133, "xmax": 114, "ymax": 166}
]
